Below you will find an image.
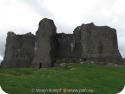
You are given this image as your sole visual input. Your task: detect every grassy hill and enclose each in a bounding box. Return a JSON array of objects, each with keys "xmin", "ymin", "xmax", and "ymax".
[{"xmin": 0, "ymin": 63, "xmax": 125, "ymax": 94}]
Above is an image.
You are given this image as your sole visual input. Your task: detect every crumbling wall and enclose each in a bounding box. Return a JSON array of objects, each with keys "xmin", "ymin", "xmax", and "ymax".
[
  {"xmin": 1, "ymin": 18, "xmax": 123, "ymax": 68},
  {"xmin": 1, "ymin": 32, "xmax": 35, "ymax": 67},
  {"xmin": 56, "ymin": 33, "xmax": 75, "ymax": 58},
  {"xmin": 73, "ymin": 23, "xmax": 122, "ymax": 63},
  {"xmin": 123, "ymin": 58, "xmax": 125, "ymax": 63},
  {"xmin": 32, "ymin": 18, "xmax": 57, "ymax": 68}
]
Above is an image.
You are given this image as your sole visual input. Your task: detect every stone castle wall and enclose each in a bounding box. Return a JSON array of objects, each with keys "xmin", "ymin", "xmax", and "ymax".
[
  {"xmin": 1, "ymin": 32, "xmax": 35, "ymax": 67},
  {"xmin": 1, "ymin": 18, "xmax": 123, "ymax": 68},
  {"xmin": 56, "ymin": 33, "xmax": 75, "ymax": 58}
]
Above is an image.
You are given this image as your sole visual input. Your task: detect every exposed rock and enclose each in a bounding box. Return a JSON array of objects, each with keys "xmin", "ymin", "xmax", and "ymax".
[{"xmin": 31, "ymin": 18, "xmax": 57, "ymax": 68}]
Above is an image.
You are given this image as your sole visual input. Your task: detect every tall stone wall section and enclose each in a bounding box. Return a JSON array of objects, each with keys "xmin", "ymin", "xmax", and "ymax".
[
  {"xmin": 73, "ymin": 23, "xmax": 122, "ymax": 63},
  {"xmin": 56, "ymin": 33, "xmax": 75, "ymax": 58},
  {"xmin": 1, "ymin": 32, "xmax": 35, "ymax": 67},
  {"xmin": 31, "ymin": 18, "xmax": 57, "ymax": 68}
]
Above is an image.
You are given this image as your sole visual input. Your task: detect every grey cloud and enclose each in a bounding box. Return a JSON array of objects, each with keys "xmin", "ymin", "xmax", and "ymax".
[
  {"xmin": 0, "ymin": 0, "xmax": 125, "ymax": 64},
  {"xmin": 20, "ymin": 0, "xmax": 54, "ymax": 18},
  {"xmin": 0, "ymin": 32, "xmax": 6, "ymax": 59}
]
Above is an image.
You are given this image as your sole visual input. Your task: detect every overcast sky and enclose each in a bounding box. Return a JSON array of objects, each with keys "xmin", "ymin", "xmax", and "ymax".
[{"xmin": 0, "ymin": 0, "xmax": 125, "ymax": 62}]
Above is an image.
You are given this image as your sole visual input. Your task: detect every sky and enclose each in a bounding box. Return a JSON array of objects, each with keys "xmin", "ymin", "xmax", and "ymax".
[{"xmin": 0, "ymin": 0, "xmax": 125, "ymax": 62}]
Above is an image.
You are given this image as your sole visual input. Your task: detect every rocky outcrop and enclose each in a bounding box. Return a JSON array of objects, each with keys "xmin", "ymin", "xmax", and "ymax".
[
  {"xmin": 31, "ymin": 18, "xmax": 57, "ymax": 68},
  {"xmin": 1, "ymin": 32, "xmax": 35, "ymax": 67},
  {"xmin": 1, "ymin": 18, "xmax": 123, "ymax": 68}
]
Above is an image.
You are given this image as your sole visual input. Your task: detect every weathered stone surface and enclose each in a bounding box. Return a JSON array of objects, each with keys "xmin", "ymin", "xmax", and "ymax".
[
  {"xmin": 123, "ymin": 58, "xmax": 125, "ymax": 63},
  {"xmin": 56, "ymin": 33, "xmax": 75, "ymax": 58},
  {"xmin": 31, "ymin": 18, "xmax": 57, "ymax": 68},
  {"xmin": 73, "ymin": 23, "xmax": 122, "ymax": 63},
  {"xmin": 1, "ymin": 18, "xmax": 123, "ymax": 68},
  {"xmin": 1, "ymin": 32, "xmax": 35, "ymax": 67}
]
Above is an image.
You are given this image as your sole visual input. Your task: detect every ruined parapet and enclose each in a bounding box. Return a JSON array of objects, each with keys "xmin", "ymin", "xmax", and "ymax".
[
  {"xmin": 73, "ymin": 23, "xmax": 122, "ymax": 63},
  {"xmin": 1, "ymin": 32, "xmax": 35, "ymax": 67},
  {"xmin": 32, "ymin": 18, "xmax": 57, "ymax": 68}
]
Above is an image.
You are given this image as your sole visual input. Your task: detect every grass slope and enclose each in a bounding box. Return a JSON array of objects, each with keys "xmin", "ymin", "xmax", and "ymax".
[{"xmin": 0, "ymin": 63, "xmax": 125, "ymax": 94}]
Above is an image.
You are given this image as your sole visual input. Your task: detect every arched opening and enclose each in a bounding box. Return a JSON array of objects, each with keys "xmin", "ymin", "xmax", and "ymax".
[
  {"xmin": 83, "ymin": 58, "xmax": 87, "ymax": 62},
  {"xmin": 39, "ymin": 63, "xmax": 42, "ymax": 69},
  {"xmin": 98, "ymin": 41, "xmax": 103, "ymax": 54}
]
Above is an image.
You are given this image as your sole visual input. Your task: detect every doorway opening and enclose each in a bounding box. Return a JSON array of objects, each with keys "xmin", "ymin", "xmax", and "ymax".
[
  {"xmin": 83, "ymin": 58, "xmax": 87, "ymax": 62},
  {"xmin": 39, "ymin": 63, "xmax": 42, "ymax": 69}
]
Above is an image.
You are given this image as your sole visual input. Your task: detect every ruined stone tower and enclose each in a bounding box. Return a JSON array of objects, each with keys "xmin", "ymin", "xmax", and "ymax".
[
  {"xmin": 31, "ymin": 18, "xmax": 57, "ymax": 68},
  {"xmin": 1, "ymin": 18, "xmax": 123, "ymax": 68},
  {"xmin": 73, "ymin": 23, "xmax": 122, "ymax": 63},
  {"xmin": 1, "ymin": 32, "xmax": 35, "ymax": 67}
]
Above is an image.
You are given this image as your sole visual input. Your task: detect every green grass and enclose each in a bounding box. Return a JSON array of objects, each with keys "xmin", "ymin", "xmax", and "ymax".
[{"xmin": 0, "ymin": 63, "xmax": 125, "ymax": 94}]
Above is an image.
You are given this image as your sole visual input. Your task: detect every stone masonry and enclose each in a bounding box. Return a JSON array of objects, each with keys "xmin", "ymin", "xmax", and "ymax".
[{"xmin": 1, "ymin": 18, "xmax": 123, "ymax": 68}]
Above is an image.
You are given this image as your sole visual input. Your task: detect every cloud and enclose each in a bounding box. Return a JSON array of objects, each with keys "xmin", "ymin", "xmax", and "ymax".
[
  {"xmin": 0, "ymin": 0, "xmax": 125, "ymax": 61},
  {"xmin": 0, "ymin": 1, "xmax": 42, "ymax": 33},
  {"xmin": 20, "ymin": 0, "xmax": 54, "ymax": 18},
  {"xmin": 42, "ymin": 0, "xmax": 125, "ymax": 58},
  {"xmin": 0, "ymin": 54, "xmax": 3, "ymax": 63}
]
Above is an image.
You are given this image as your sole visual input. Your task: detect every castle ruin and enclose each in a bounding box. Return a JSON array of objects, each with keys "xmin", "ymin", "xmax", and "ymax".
[{"xmin": 1, "ymin": 18, "xmax": 123, "ymax": 68}]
